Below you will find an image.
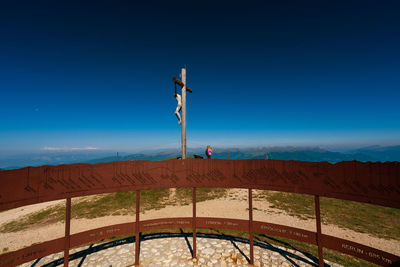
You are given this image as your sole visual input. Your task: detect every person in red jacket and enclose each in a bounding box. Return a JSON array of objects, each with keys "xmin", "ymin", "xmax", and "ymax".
[{"xmin": 205, "ymin": 145, "xmax": 213, "ymax": 159}]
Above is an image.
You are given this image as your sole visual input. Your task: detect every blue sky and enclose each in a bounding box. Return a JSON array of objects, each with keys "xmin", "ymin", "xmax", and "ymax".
[{"xmin": 1, "ymin": 0, "xmax": 400, "ymax": 154}]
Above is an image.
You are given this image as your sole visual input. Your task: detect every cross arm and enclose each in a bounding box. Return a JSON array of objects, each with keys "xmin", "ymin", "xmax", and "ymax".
[{"xmin": 172, "ymin": 77, "xmax": 193, "ymax": 93}]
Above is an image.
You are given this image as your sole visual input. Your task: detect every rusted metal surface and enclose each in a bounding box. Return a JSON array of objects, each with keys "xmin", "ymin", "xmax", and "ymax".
[
  {"xmin": 322, "ymin": 234, "xmax": 399, "ymax": 266},
  {"xmin": 0, "ymin": 237, "xmax": 65, "ymax": 267},
  {"xmin": 249, "ymin": 189, "xmax": 254, "ymax": 264},
  {"xmin": 252, "ymin": 221, "xmax": 317, "ymax": 245},
  {"xmin": 64, "ymin": 198, "xmax": 71, "ymax": 267},
  {"xmin": 196, "ymin": 217, "xmax": 249, "ymax": 231},
  {"xmin": 135, "ymin": 190, "xmax": 140, "ymax": 266},
  {"xmin": 1, "ymin": 160, "xmax": 399, "ymax": 211},
  {"xmin": 1, "ymin": 218, "xmax": 399, "ymax": 267},
  {"xmin": 0, "ymin": 159, "xmax": 399, "ymax": 267},
  {"xmin": 69, "ymin": 222, "xmax": 136, "ymax": 248},
  {"xmin": 193, "ymin": 187, "xmax": 197, "ymax": 259},
  {"xmin": 315, "ymin": 195, "xmax": 324, "ymax": 267},
  {"xmin": 139, "ymin": 217, "xmax": 192, "ymax": 232}
]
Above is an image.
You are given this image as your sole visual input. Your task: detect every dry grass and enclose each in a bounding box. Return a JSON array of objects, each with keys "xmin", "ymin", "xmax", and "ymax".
[{"xmin": 257, "ymin": 190, "xmax": 400, "ymax": 240}]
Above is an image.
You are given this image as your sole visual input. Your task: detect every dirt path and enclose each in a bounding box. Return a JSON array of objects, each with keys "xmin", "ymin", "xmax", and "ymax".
[{"xmin": 1, "ymin": 189, "xmax": 399, "ymax": 256}]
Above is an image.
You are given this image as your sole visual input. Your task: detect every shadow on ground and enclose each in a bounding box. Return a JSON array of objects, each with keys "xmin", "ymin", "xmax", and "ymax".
[{"xmin": 35, "ymin": 231, "xmax": 329, "ymax": 267}]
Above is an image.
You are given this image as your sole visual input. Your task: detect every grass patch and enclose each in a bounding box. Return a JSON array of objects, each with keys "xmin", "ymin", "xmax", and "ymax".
[
  {"xmin": 0, "ymin": 189, "xmax": 169, "ymax": 233},
  {"xmin": 175, "ymin": 187, "xmax": 228, "ymax": 205},
  {"xmin": 260, "ymin": 191, "xmax": 315, "ymax": 220},
  {"xmin": 0, "ymin": 205, "xmax": 65, "ymax": 233},
  {"xmin": 72, "ymin": 189, "xmax": 170, "ymax": 219},
  {"xmin": 0, "ymin": 188, "xmax": 227, "ymax": 233},
  {"xmin": 257, "ymin": 190, "xmax": 400, "ymax": 240}
]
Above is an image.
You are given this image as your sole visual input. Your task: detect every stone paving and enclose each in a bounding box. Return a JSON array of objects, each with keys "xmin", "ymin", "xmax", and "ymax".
[{"xmin": 18, "ymin": 235, "xmax": 343, "ymax": 267}]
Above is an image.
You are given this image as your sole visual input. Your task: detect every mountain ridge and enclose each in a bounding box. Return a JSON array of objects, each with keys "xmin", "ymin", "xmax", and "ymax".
[{"xmin": 1, "ymin": 145, "xmax": 399, "ymax": 170}]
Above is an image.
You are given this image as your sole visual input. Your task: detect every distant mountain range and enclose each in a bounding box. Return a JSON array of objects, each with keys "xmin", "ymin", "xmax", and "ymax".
[
  {"xmin": 347, "ymin": 145, "xmax": 400, "ymax": 162},
  {"xmin": 87, "ymin": 146, "xmax": 397, "ymax": 164},
  {"xmin": 1, "ymin": 145, "xmax": 398, "ymax": 170},
  {"xmin": 0, "ymin": 151, "xmax": 123, "ymax": 170}
]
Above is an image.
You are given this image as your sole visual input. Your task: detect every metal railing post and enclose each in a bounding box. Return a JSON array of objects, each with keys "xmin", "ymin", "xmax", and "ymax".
[
  {"xmin": 315, "ymin": 195, "xmax": 324, "ymax": 267},
  {"xmin": 135, "ymin": 190, "xmax": 140, "ymax": 266},
  {"xmin": 64, "ymin": 198, "xmax": 71, "ymax": 267},
  {"xmin": 249, "ymin": 188, "xmax": 254, "ymax": 265},
  {"xmin": 193, "ymin": 187, "xmax": 197, "ymax": 259}
]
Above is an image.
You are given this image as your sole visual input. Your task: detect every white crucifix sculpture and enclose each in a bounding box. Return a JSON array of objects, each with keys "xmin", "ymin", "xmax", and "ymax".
[
  {"xmin": 173, "ymin": 76, "xmax": 192, "ymax": 125},
  {"xmin": 174, "ymin": 83, "xmax": 182, "ymax": 124}
]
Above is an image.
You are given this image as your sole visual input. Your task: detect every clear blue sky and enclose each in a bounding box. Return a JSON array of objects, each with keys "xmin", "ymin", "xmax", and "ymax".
[{"xmin": 1, "ymin": 1, "xmax": 399, "ymax": 154}]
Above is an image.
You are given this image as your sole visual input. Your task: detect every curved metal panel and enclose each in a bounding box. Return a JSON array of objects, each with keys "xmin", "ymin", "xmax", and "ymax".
[
  {"xmin": 0, "ymin": 237, "xmax": 64, "ymax": 267},
  {"xmin": 321, "ymin": 234, "xmax": 399, "ymax": 266},
  {"xmin": 1, "ymin": 160, "xmax": 399, "ymax": 211},
  {"xmin": 140, "ymin": 217, "xmax": 192, "ymax": 232},
  {"xmin": 1, "ymin": 218, "xmax": 399, "ymax": 267},
  {"xmin": 70, "ymin": 222, "xmax": 136, "ymax": 248},
  {"xmin": 0, "ymin": 159, "xmax": 399, "ymax": 267},
  {"xmin": 196, "ymin": 217, "xmax": 249, "ymax": 231},
  {"xmin": 253, "ymin": 221, "xmax": 317, "ymax": 245}
]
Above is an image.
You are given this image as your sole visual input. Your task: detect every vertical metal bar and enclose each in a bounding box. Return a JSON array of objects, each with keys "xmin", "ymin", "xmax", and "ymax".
[
  {"xmin": 249, "ymin": 188, "xmax": 254, "ymax": 265},
  {"xmin": 64, "ymin": 198, "xmax": 71, "ymax": 267},
  {"xmin": 315, "ymin": 195, "xmax": 324, "ymax": 267},
  {"xmin": 135, "ymin": 190, "xmax": 140, "ymax": 266},
  {"xmin": 193, "ymin": 187, "xmax": 197, "ymax": 259},
  {"xmin": 181, "ymin": 67, "xmax": 187, "ymax": 159}
]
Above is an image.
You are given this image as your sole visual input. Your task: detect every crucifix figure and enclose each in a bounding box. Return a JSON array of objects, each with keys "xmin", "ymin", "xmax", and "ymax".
[
  {"xmin": 174, "ymin": 82, "xmax": 182, "ymax": 124},
  {"xmin": 173, "ymin": 76, "xmax": 192, "ymax": 124}
]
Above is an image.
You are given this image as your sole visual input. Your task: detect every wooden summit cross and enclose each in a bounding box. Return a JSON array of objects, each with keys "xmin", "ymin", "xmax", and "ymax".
[{"xmin": 173, "ymin": 67, "xmax": 193, "ymax": 159}]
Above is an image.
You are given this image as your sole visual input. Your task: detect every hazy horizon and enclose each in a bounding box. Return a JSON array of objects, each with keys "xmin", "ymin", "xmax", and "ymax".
[{"xmin": 1, "ymin": 142, "xmax": 399, "ymax": 158}]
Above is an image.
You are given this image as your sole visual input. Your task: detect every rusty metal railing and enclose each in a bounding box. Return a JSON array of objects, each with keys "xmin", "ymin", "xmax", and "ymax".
[{"xmin": 0, "ymin": 159, "xmax": 399, "ymax": 266}]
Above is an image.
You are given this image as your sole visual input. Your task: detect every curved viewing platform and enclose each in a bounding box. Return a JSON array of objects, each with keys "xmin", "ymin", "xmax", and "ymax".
[{"xmin": 0, "ymin": 159, "xmax": 399, "ymax": 267}]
